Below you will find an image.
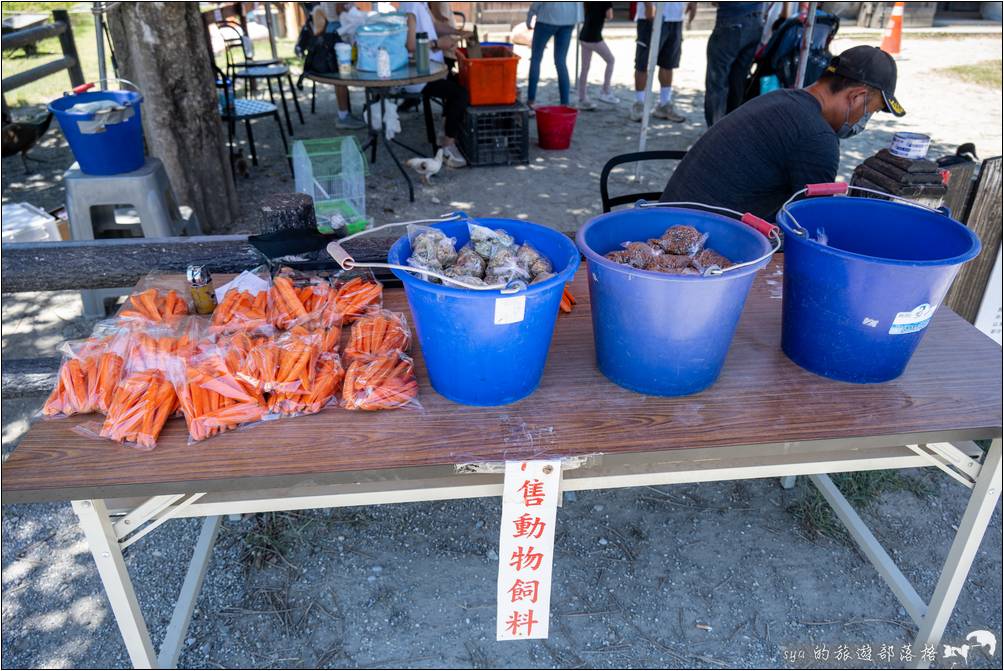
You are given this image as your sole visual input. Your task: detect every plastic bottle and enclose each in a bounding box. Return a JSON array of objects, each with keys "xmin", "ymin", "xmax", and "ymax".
[{"xmin": 415, "ymin": 32, "xmax": 430, "ymax": 74}]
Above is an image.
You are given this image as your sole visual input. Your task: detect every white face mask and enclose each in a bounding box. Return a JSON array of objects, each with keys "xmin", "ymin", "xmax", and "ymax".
[{"xmin": 837, "ymin": 94, "xmax": 872, "ymax": 139}]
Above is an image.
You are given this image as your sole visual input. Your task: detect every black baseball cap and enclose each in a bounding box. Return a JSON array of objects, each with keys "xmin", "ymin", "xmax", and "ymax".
[{"xmin": 825, "ymin": 46, "xmax": 906, "ymax": 117}]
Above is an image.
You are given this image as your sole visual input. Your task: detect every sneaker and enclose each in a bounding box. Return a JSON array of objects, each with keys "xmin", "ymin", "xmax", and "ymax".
[
  {"xmin": 598, "ymin": 92, "xmax": 619, "ymax": 105},
  {"xmin": 443, "ymin": 144, "xmax": 467, "ymax": 168},
  {"xmin": 576, "ymin": 98, "xmax": 598, "ymax": 111},
  {"xmin": 630, "ymin": 101, "xmax": 644, "ymax": 122},
  {"xmin": 335, "ymin": 114, "xmax": 367, "ymax": 130},
  {"xmin": 653, "ymin": 103, "xmax": 686, "ymax": 123}
]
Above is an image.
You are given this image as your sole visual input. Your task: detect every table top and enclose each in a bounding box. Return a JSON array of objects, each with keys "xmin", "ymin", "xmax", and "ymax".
[
  {"xmin": 305, "ymin": 61, "xmax": 448, "ymax": 89},
  {"xmin": 3, "ymin": 260, "xmax": 1001, "ymax": 504}
]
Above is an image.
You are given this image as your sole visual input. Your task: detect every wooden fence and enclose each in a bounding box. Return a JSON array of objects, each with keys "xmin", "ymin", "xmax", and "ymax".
[{"xmin": 1, "ymin": 10, "xmax": 84, "ymax": 112}]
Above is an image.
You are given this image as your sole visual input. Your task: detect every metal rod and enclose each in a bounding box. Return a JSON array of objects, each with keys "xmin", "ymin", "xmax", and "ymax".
[
  {"xmin": 794, "ymin": 1, "xmax": 817, "ymax": 88},
  {"xmin": 636, "ymin": 2, "xmax": 664, "ymax": 181},
  {"xmin": 94, "ymin": 3, "xmax": 107, "ymax": 87}
]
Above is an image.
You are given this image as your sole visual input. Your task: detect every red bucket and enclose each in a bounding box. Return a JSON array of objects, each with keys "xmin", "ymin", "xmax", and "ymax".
[{"xmin": 535, "ymin": 105, "xmax": 578, "ymax": 150}]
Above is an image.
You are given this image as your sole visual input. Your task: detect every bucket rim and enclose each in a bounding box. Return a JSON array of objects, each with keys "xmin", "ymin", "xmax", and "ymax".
[
  {"xmin": 777, "ymin": 196, "xmax": 982, "ymax": 267},
  {"xmin": 576, "ymin": 206, "xmax": 773, "ymax": 281},
  {"xmin": 535, "ymin": 105, "xmax": 577, "ymax": 116},
  {"xmin": 48, "ymin": 89, "xmax": 143, "ymax": 115},
  {"xmin": 387, "ymin": 217, "xmax": 580, "ymax": 296}
]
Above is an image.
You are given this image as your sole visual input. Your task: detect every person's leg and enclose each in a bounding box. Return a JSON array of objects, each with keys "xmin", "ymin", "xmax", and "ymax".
[
  {"xmin": 552, "ymin": 24, "xmax": 574, "ymax": 106},
  {"xmin": 726, "ymin": 17, "xmax": 763, "ymax": 114},
  {"xmin": 527, "ymin": 22, "xmax": 559, "ymax": 105},
  {"xmin": 654, "ymin": 21, "xmax": 684, "ymax": 121},
  {"xmin": 423, "ymin": 77, "xmax": 469, "ymax": 167},
  {"xmin": 578, "ymin": 41, "xmax": 596, "ymax": 102},
  {"xmin": 594, "ymin": 41, "xmax": 616, "ymax": 95},
  {"xmin": 632, "ymin": 18, "xmax": 653, "ymax": 119},
  {"xmin": 704, "ymin": 22, "xmax": 742, "ymax": 127}
]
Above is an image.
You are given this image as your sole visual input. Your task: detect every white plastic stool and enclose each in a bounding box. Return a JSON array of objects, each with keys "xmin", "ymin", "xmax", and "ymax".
[{"xmin": 64, "ymin": 157, "xmax": 202, "ymax": 317}]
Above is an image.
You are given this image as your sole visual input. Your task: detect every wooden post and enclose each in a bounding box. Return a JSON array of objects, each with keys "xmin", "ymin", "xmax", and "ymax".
[
  {"xmin": 106, "ymin": 3, "xmax": 239, "ymax": 233},
  {"xmin": 945, "ymin": 157, "xmax": 1003, "ymax": 323},
  {"xmin": 53, "ymin": 9, "xmax": 85, "ymax": 88}
]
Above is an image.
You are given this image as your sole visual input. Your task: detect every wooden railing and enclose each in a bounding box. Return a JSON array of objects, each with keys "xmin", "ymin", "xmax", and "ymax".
[{"xmin": 1, "ymin": 10, "xmax": 84, "ymax": 112}]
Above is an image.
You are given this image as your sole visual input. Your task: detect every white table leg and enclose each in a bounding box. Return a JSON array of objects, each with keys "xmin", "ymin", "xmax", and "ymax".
[
  {"xmin": 72, "ymin": 499, "xmax": 158, "ymax": 669},
  {"xmin": 911, "ymin": 438, "xmax": 1002, "ymax": 668},
  {"xmin": 780, "ymin": 475, "xmax": 797, "ymax": 489}
]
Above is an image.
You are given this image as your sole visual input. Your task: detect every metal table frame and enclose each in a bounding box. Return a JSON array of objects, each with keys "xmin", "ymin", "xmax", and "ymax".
[{"xmin": 70, "ymin": 435, "xmax": 1001, "ymax": 669}]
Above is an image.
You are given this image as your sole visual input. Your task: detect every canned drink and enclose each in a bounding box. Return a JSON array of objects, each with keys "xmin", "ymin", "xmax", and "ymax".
[{"xmin": 187, "ymin": 264, "xmax": 217, "ymax": 315}]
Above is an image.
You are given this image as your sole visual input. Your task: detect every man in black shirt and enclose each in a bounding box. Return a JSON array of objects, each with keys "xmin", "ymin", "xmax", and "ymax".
[{"xmin": 661, "ymin": 46, "xmax": 906, "ymax": 219}]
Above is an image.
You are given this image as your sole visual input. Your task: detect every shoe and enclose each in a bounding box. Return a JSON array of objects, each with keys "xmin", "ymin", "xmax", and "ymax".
[
  {"xmin": 598, "ymin": 92, "xmax": 619, "ymax": 105},
  {"xmin": 653, "ymin": 103, "xmax": 686, "ymax": 123},
  {"xmin": 576, "ymin": 98, "xmax": 598, "ymax": 111},
  {"xmin": 630, "ymin": 101, "xmax": 644, "ymax": 122},
  {"xmin": 527, "ymin": 102, "xmax": 536, "ymax": 117},
  {"xmin": 443, "ymin": 144, "xmax": 467, "ymax": 168},
  {"xmin": 335, "ymin": 114, "xmax": 367, "ymax": 130}
]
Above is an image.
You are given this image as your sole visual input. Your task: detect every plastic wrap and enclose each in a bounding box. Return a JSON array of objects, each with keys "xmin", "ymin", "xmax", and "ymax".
[
  {"xmin": 657, "ymin": 225, "xmax": 705, "ymax": 255},
  {"xmin": 172, "ymin": 344, "xmax": 270, "ymax": 443},
  {"xmin": 516, "ymin": 242, "xmax": 553, "ymax": 277},
  {"xmin": 408, "ymin": 225, "xmax": 458, "ymax": 268},
  {"xmin": 212, "ymin": 268, "xmax": 271, "ymax": 335},
  {"xmin": 268, "ymin": 352, "xmax": 345, "ymax": 417},
  {"xmin": 643, "ymin": 254, "xmax": 695, "ymax": 273},
  {"xmin": 693, "ymin": 248, "xmax": 733, "ymax": 271},
  {"xmin": 468, "ymin": 223, "xmax": 515, "ymax": 259},
  {"xmin": 453, "ymin": 244, "xmax": 487, "ymax": 278},
  {"xmin": 117, "ymin": 275, "xmax": 192, "ymax": 323},
  {"xmin": 342, "ymin": 351, "xmax": 420, "ymax": 411},
  {"xmin": 332, "ymin": 273, "xmax": 383, "ymax": 323},
  {"xmin": 343, "ymin": 309, "xmax": 411, "ymax": 360},
  {"xmin": 42, "ymin": 326, "xmax": 131, "ymax": 417},
  {"xmin": 485, "ymin": 246, "xmax": 532, "ymax": 284}
]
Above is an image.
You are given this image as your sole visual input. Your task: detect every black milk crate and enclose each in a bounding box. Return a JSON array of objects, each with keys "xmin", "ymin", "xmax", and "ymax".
[{"xmin": 458, "ymin": 103, "xmax": 530, "ymax": 167}]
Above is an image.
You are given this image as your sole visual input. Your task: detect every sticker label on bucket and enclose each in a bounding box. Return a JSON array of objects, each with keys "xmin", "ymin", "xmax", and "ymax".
[
  {"xmin": 494, "ymin": 296, "xmax": 526, "ymax": 325},
  {"xmin": 889, "ymin": 303, "xmax": 937, "ymax": 335}
]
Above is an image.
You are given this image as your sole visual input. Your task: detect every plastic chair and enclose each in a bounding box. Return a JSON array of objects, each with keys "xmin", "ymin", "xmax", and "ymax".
[{"xmin": 599, "ymin": 150, "xmax": 688, "ymax": 213}]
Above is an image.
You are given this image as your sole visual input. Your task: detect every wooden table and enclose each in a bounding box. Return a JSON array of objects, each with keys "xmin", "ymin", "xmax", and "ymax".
[
  {"xmin": 306, "ymin": 63, "xmax": 448, "ymax": 203},
  {"xmin": 3, "ymin": 261, "xmax": 1001, "ymax": 669}
]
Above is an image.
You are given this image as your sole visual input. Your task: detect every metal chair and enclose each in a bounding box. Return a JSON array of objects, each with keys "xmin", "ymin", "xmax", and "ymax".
[
  {"xmin": 216, "ymin": 67, "xmax": 290, "ymax": 175},
  {"xmin": 599, "ymin": 150, "xmax": 688, "ymax": 212},
  {"xmin": 219, "ymin": 22, "xmax": 304, "ymax": 135}
]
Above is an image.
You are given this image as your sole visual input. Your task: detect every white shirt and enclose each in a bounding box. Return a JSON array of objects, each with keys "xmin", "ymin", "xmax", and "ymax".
[
  {"xmin": 634, "ymin": 2, "xmax": 686, "ymax": 23},
  {"xmin": 399, "ymin": 2, "xmax": 444, "ymax": 64}
]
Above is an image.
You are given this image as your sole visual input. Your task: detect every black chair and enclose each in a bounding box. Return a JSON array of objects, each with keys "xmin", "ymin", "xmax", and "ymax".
[
  {"xmin": 215, "ymin": 66, "xmax": 290, "ymax": 176},
  {"xmin": 599, "ymin": 150, "xmax": 688, "ymax": 213}
]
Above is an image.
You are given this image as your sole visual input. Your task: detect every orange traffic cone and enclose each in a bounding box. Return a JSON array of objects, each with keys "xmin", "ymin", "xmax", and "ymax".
[{"xmin": 880, "ymin": 1, "xmax": 904, "ymax": 56}]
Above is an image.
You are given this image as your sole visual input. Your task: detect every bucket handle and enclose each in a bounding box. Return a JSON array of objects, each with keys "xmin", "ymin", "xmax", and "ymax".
[
  {"xmin": 781, "ymin": 182, "xmax": 945, "ymax": 237},
  {"xmin": 325, "ymin": 211, "xmax": 524, "ymax": 293},
  {"xmin": 635, "ymin": 200, "xmax": 782, "ymax": 276}
]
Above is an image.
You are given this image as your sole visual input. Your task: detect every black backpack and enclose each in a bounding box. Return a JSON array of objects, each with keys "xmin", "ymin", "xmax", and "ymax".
[{"xmin": 303, "ymin": 27, "xmax": 341, "ymax": 74}]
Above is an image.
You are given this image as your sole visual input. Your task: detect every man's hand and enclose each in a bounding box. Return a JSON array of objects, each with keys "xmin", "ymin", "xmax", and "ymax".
[
  {"xmin": 605, "ymin": 8, "xmax": 614, "ymax": 20},
  {"xmin": 436, "ymin": 34, "xmax": 458, "ymax": 51},
  {"xmin": 645, "ymin": 2, "xmax": 656, "ymax": 20},
  {"xmin": 686, "ymin": 2, "xmax": 697, "ymax": 29}
]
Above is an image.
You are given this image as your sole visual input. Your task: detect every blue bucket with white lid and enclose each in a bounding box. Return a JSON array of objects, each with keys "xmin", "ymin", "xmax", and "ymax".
[
  {"xmin": 327, "ymin": 212, "xmax": 580, "ymax": 406},
  {"xmin": 777, "ymin": 182, "xmax": 981, "ymax": 383},
  {"xmin": 577, "ymin": 201, "xmax": 780, "ymax": 396},
  {"xmin": 48, "ymin": 79, "xmax": 145, "ymax": 175}
]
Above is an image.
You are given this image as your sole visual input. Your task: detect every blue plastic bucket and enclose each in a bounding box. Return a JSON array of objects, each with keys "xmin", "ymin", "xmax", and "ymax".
[
  {"xmin": 387, "ymin": 217, "xmax": 580, "ymax": 406},
  {"xmin": 49, "ymin": 89, "xmax": 145, "ymax": 175},
  {"xmin": 777, "ymin": 192, "xmax": 981, "ymax": 383},
  {"xmin": 577, "ymin": 206, "xmax": 774, "ymax": 396}
]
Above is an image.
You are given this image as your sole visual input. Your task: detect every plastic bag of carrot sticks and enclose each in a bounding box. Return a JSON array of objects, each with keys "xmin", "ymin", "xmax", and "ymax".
[
  {"xmin": 343, "ymin": 309, "xmax": 411, "ymax": 361},
  {"xmin": 172, "ymin": 345, "xmax": 271, "ymax": 443},
  {"xmin": 332, "ymin": 270, "xmax": 383, "ymax": 324},
  {"xmin": 241, "ymin": 326, "xmax": 319, "ymax": 396},
  {"xmin": 211, "ymin": 269, "xmax": 271, "ymax": 335},
  {"xmin": 341, "ymin": 351, "xmax": 420, "ymax": 411},
  {"xmin": 267, "ymin": 271, "xmax": 344, "ymax": 346},
  {"xmin": 42, "ymin": 323, "xmax": 131, "ymax": 417},
  {"xmin": 117, "ymin": 275, "xmax": 192, "ymax": 324},
  {"xmin": 74, "ymin": 320, "xmax": 208, "ymax": 449},
  {"xmin": 268, "ymin": 352, "xmax": 346, "ymax": 417}
]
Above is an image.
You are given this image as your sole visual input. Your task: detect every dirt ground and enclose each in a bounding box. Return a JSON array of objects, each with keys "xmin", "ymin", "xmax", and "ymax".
[{"xmin": 2, "ymin": 29, "xmax": 1002, "ymax": 670}]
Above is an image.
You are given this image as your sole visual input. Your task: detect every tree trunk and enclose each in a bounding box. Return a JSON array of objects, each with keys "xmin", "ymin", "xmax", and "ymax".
[{"xmin": 107, "ymin": 2, "xmax": 238, "ymax": 233}]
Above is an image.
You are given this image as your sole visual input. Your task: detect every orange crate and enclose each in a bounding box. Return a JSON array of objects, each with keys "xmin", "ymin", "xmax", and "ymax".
[{"xmin": 457, "ymin": 46, "xmax": 519, "ymax": 106}]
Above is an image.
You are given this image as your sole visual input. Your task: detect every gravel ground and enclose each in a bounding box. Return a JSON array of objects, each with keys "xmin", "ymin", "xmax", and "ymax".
[{"xmin": 2, "ymin": 29, "xmax": 1002, "ymax": 670}]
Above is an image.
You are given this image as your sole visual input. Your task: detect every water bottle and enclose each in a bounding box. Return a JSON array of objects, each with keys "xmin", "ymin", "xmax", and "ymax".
[
  {"xmin": 415, "ymin": 32, "xmax": 430, "ymax": 74},
  {"xmin": 377, "ymin": 47, "xmax": 392, "ymax": 79}
]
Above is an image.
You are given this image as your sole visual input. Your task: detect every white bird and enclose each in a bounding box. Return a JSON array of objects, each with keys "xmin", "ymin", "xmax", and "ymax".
[{"xmin": 405, "ymin": 148, "xmax": 444, "ymax": 185}]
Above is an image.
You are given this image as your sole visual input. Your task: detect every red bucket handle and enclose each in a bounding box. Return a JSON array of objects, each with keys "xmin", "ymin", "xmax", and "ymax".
[
  {"xmin": 805, "ymin": 182, "xmax": 849, "ymax": 197},
  {"xmin": 740, "ymin": 212, "xmax": 780, "ymax": 239}
]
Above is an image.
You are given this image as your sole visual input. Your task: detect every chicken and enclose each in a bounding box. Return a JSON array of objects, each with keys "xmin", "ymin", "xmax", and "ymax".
[
  {"xmin": 405, "ymin": 148, "xmax": 444, "ymax": 185},
  {"xmin": 2, "ymin": 110, "xmax": 54, "ymax": 171}
]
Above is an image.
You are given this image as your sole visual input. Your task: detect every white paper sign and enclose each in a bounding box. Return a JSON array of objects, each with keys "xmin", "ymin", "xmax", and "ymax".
[
  {"xmin": 496, "ymin": 459, "xmax": 561, "ymax": 640},
  {"xmin": 493, "ymin": 296, "xmax": 526, "ymax": 325},
  {"xmin": 215, "ymin": 270, "xmax": 270, "ymax": 302}
]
